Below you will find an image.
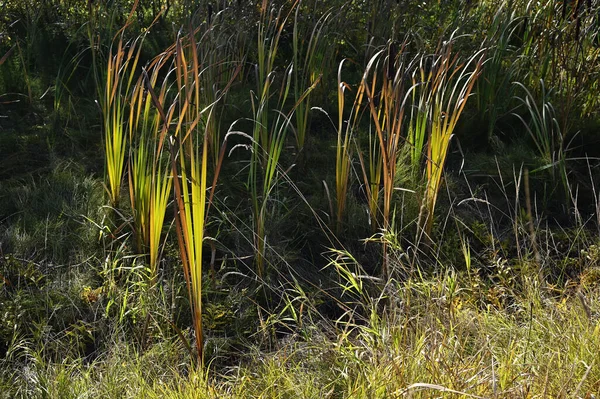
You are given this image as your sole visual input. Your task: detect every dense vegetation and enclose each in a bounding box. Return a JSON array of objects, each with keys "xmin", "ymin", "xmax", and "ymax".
[{"xmin": 2, "ymin": 0, "xmax": 600, "ymax": 397}]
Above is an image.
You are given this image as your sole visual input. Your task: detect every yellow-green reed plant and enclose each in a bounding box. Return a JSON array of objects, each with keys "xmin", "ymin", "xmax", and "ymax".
[
  {"xmin": 513, "ymin": 80, "xmax": 568, "ymax": 201},
  {"xmin": 356, "ymin": 128, "xmax": 382, "ymax": 233},
  {"xmin": 407, "ymin": 56, "xmax": 432, "ymax": 181},
  {"xmin": 141, "ymin": 24, "xmax": 239, "ymax": 363},
  {"xmin": 421, "ymin": 42, "xmax": 484, "ymax": 236},
  {"xmin": 249, "ymin": 95, "xmax": 292, "ymax": 278},
  {"xmin": 292, "ymin": 3, "xmax": 329, "ymax": 151},
  {"xmin": 249, "ymin": 62, "xmax": 314, "ymax": 277},
  {"xmin": 170, "ymin": 28, "xmax": 238, "ymax": 364},
  {"xmin": 150, "ymin": 31, "xmax": 211, "ymax": 364},
  {"xmin": 474, "ymin": 1, "xmax": 522, "ymax": 142},
  {"xmin": 143, "ymin": 27, "xmax": 234, "ymax": 364},
  {"xmin": 173, "ymin": 39, "xmax": 207, "ymax": 365},
  {"xmin": 360, "ymin": 42, "xmax": 414, "ymax": 279},
  {"xmin": 335, "ymin": 59, "xmax": 364, "ymax": 235},
  {"xmin": 127, "ymin": 52, "xmax": 173, "ymax": 280},
  {"xmin": 194, "ymin": 10, "xmax": 240, "ymax": 168},
  {"xmin": 101, "ymin": 29, "xmax": 143, "ymax": 207},
  {"xmin": 248, "ymin": 0, "xmax": 303, "ymax": 277},
  {"xmin": 253, "ymin": 0, "xmax": 297, "ymax": 163}
]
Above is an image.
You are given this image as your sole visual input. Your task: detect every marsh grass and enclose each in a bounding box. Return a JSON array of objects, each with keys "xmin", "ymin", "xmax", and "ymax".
[
  {"xmin": 101, "ymin": 29, "xmax": 143, "ymax": 207},
  {"xmin": 167, "ymin": 29, "xmax": 211, "ymax": 365},
  {"xmin": 4, "ymin": 247, "xmax": 599, "ymax": 398},
  {"xmin": 248, "ymin": 0, "xmax": 322, "ymax": 277},
  {"xmin": 248, "ymin": 0, "xmax": 295, "ymax": 277},
  {"xmin": 359, "ymin": 41, "xmax": 415, "ymax": 278},
  {"xmin": 335, "ymin": 59, "xmax": 364, "ymax": 235},
  {"xmin": 128, "ymin": 57, "xmax": 172, "ymax": 279},
  {"xmin": 513, "ymin": 79, "xmax": 569, "ymax": 202},
  {"xmin": 292, "ymin": 3, "xmax": 330, "ymax": 152},
  {"xmin": 352, "ymin": 36, "xmax": 482, "ymax": 273},
  {"xmin": 4, "ymin": 0, "xmax": 600, "ymax": 397},
  {"xmin": 421, "ymin": 39, "xmax": 483, "ymax": 237},
  {"xmin": 474, "ymin": 1, "xmax": 523, "ymax": 143}
]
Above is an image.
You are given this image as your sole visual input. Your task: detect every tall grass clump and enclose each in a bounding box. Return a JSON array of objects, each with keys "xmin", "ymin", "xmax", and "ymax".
[
  {"xmin": 249, "ymin": 0, "xmax": 298, "ymax": 277},
  {"xmin": 141, "ymin": 25, "xmax": 233, "ymax": 364},
  {"xmin": 168, "ymin": 30, "xmax": 212, "ymax": 364},
  {"xmin": 193, "ymin": 9, "xmax": 241, "ymax": 168},
  {"xmin": 513, "ymin": 79, "xmax": 569, "ymax": 201},
  {"xmin": 246, "ymin": 0, "xmax": 329, "ymax": 276},
  {"xmin": 420, "ymin": 39, "xmax": 483, "ymax": 237},
  {"xmin": 350, "ymin": 36, "xmax": 481, "ymax": 274},
  {"xmin": 253, "ymin": 0, "xmax": 291, "ymax": 164},
  {"xmin": 359, "ymin": 41, "xmax": 413, "ymax": 277},
  {"xmin": 292, "ymin": 2, "xmax": 329, "ymax": 151},
  {"xmin": 101, "ymin": 27, "xmax": 143, "ymax": 207},
  {"xmin": 128, "ymin": 52, "xmax": 173, "ymax": 279},
  {"xmin": 474, "ymin": 1, "xmax": 522, "ymax": 143},
  {"xmin": 335, "ymin": 59, "xmax": 363, "ymax": 235}
]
